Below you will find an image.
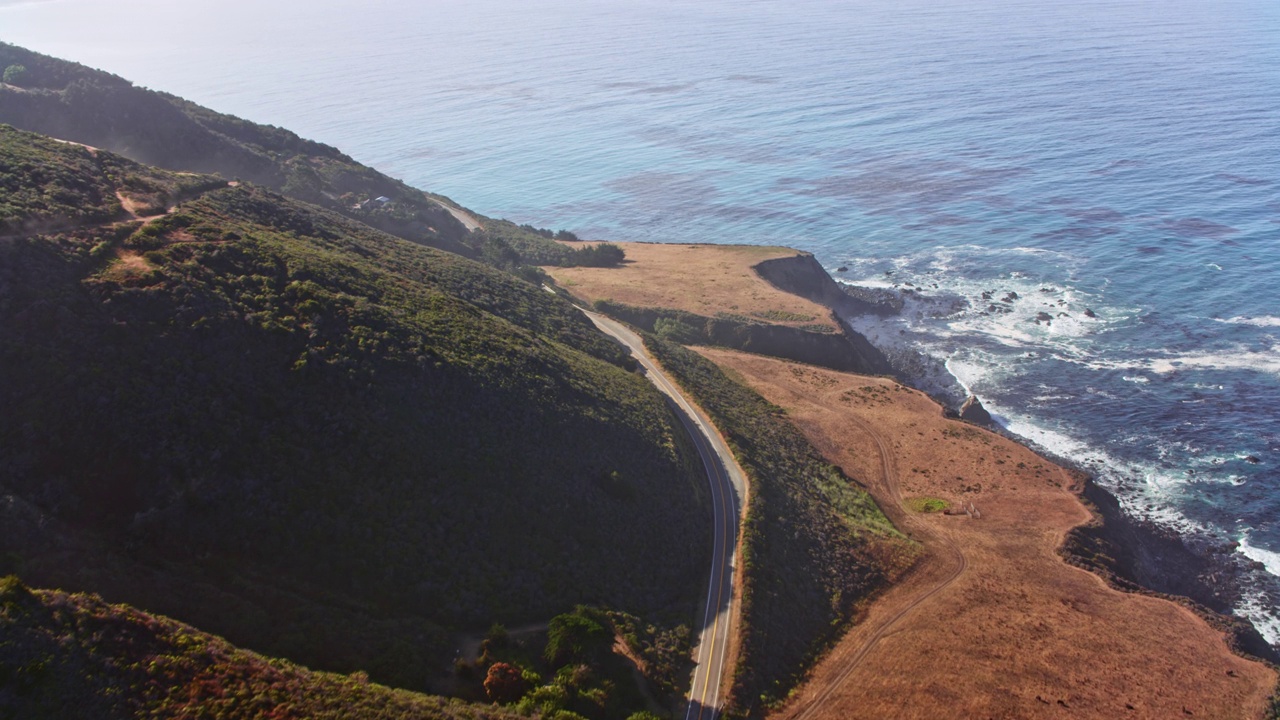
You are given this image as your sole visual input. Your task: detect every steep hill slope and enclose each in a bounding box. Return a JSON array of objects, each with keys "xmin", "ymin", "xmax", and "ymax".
[
  {"xmin": 0, "ymin": 42, "xmax": 588, "ymax": 267},
  {"xmin": 0, "ymin": 576, "xmax": 524, "ymax": 720},
  {"xmin": 0, "ymin": 125, "xmax": 706, "ymax": 690}
]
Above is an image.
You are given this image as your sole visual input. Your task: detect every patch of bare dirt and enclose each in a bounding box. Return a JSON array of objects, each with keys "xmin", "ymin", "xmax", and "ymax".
[
  {"xmin": 696, "ymin": 348, "xmax": 1276, "ymax": 720},
  {"xmin": 545, "ymin": 243, "xmax": 838, "ymax": 330},
  {"xmin": 99, "ymin": 248, "xmax": 155, "ymax": 282}
]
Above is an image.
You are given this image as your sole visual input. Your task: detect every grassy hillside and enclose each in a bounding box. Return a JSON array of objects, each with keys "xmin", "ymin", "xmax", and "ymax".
[
  {"xmin": 0, "ymin": 125, "xmax": 706, "ymax": 699},
  {"xmin": 0, "ymin": 575, "xmax": 525, "ymax": 720},
  {"xmin": 0, "ymin": 42, "xmax": 596, "ymax": 268},
  {"xmin": 642, "ymin": 337, "xmax": 916, "ymax": 717}
]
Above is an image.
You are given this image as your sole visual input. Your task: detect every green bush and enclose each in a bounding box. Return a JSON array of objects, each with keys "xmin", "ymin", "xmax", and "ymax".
[
  {"xmin": 3, "ymin": 63, "xmax": 26, "ymax": 85},
  {"xmin": 545, "ymin": 610, "xmax": 610, "ymax": 666}
]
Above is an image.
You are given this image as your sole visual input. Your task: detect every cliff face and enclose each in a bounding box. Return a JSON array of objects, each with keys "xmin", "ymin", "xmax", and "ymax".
[
  {"xmin": 592, "ymin": 300, "xmax": 891, "ymax": 376},
  {"xmin": 751, "ymin": 254, "xmax": 893, "ymax": 374},
  {"xmin": 754, "ymin": 253, "xmax": 896, "ymax": 318}
]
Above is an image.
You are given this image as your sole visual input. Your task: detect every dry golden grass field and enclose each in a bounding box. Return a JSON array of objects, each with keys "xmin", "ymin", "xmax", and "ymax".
[{"xmin": 545, "ymin": 242, "xmax": 839, "ymax": 331}]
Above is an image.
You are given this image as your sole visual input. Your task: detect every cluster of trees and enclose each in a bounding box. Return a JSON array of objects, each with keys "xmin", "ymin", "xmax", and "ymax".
[
  {"xmin": 475, "ymin": 220, "xmax": 625, "ymax": 269},
  {"xmin": 3, "ymin": 63, "xmax": 26, "ymax": 85},
  {"xmin": 518, "ymin": 223, "xmax": 580, "ymax": 242},
  {"xmin": 0, "ymin": 577, "xmax": 526, "ymax": 720},
  {"xmin": 458, "ymin": 608, "xmax": 675, "ymax": 720}
]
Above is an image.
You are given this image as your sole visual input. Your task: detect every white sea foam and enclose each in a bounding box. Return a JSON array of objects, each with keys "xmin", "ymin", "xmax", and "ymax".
[
  {"xmin": 1238, "ymin": 592, "xmax": 1280, "ymax": 645},
  {"xmin": 1065, "ymin": 346, "xmax": 1280, "ymax": 379},
  {"xmin": 1239, "ymin": 533, "xmax": 1280, "ymax": 577},
  {"xmin": 1216, "ymin": 315, "xmax": 1280, "ymax": 328},
  {"xmin": 832, "ymin": 245, "xmax": 1123, "ymax": 369},
  {"xmin": 1148, "ymin": 347, "xmax": 1280, "ymax": 378},
  {"xmin": 1236, "ymin": 535, "xmax": 1280, "ymax": 643}
]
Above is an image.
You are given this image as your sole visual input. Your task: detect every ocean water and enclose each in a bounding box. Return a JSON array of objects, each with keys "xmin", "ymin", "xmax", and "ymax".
[{"xmin": 4, "ymin": 0, "xmax": 1279, "ymax": 639}]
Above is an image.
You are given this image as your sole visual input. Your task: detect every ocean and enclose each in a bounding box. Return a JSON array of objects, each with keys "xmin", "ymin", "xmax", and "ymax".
[{"xmin": 4, "ymin": 0, "xmax": 1278, "ymax": 640}]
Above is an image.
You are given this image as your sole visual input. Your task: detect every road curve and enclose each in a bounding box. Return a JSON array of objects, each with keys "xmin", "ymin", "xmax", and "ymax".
[
  {"xmin": 426, "ymin": 194, "xmax": 483, "ymax": 232},
  {"xmin": 580, "ymin": 309, "xmax": 746, "ymax": 720}
]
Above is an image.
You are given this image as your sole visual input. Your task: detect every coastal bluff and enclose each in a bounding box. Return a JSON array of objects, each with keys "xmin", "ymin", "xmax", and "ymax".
[{"xmin": 546, "ymin": 243, "xmax": 892, "ymax": 375}]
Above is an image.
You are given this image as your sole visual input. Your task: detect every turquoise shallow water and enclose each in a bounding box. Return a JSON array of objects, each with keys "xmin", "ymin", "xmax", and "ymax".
[{"xmin": 4, "ymin": 0, "xmax": 1279, "ymax": 638}]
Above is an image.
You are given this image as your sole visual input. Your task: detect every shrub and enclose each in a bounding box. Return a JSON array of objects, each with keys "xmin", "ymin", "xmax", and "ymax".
[
  {"xmin": 545, "ymin": 610, "xmax": 609, "ymax": 667},
  {"xmin": 484, "ymin": 662, "xmax": 528, "ymax": 704},
  {"xmin": 573, "ymin": 243, "xmax": 626, "ymax": 267},
  {"xmin": 3, "ymin": 64, "xmax": 26, "ymax": 85}
]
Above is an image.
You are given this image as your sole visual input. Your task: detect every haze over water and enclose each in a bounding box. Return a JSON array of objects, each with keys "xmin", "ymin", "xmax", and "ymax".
[{"xmin": 5, "ymin": 0, "xmax": 1279, "ymax": 639}]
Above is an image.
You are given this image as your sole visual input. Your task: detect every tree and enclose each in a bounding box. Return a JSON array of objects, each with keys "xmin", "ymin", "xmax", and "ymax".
[
  {"xmin": 572, "ymin": 243, "xmax": 626, "ymax": 268},
  {"xmin": 484, "ymin": 662, "xmax": 528, "ymax": 704},
  {"xmin": 3, "ymin": 64, "xmax": 28, "ymax": 86},
  {"xmin": 555, "ymin": 230, "xmax": 580, "ymax": 242},
  {"xmin": 545, "ymin": 610, "xmax": 609, "ymax": 666}
]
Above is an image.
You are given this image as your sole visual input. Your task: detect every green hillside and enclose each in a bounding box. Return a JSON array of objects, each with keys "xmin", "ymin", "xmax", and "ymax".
[
  {"xmin": 0, "ymin": 125, "xmax": 706, "ymax": 698},
  {"xmin": 0, "ymin": 576, "xmax": 525, "ymax": 720},
  {"xmin": 0, "ymin": 42, "xmax": 597, "ymax": 268},
  {"xmin": 0, "ymin": 124, "xmax": 226, "ymax": 236}
]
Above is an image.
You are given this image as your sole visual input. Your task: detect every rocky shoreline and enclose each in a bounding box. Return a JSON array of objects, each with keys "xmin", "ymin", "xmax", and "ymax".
[{"xmin": 756, "ymin": 252, "xmax": 1279, "ymax": 665}]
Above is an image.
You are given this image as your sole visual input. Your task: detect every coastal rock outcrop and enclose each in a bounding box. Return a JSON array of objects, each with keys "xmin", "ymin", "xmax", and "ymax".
[
  {"xmin": 959, "ymin": 395, "xmax": 994, "ymax": 425},
  {"xmin": 754, "ymin": 253, "xmax": 899, "ymax": 318},
  {"xmin": 749, "ymin": 253, "xmax": 895, "ymax": 374}
]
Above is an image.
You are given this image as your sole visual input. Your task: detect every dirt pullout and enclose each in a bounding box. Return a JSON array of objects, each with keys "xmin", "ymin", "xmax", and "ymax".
[
  {"xmin": 696, "ymin": 347, "xmax": 1276, "ymax": 720},
  {"xmin": 545, "ymin": 242, "xmax": 839, "ymax": 331}
]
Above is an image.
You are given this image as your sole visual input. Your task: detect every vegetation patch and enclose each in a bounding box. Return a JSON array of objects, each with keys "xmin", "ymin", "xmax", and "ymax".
[
  {"xmin": 475, "ymin": 219, "xmax": 626, "ymax": 268},
  {"xmin": 451, "ymin": 607, "xmax": 690, "ymax": 720},
  {"xmin": 750, "ymin": 309, "xmax": 815, "ymax": 323},
  {"xmin": 905, "ymin": 496, "xmax": 950, "ymax": 514},
  {"xmin": 0, "ymin": 577, "xmax": 525, "ymax": 720}
]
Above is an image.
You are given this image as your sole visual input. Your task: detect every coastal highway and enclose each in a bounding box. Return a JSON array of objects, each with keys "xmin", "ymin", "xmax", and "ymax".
[{"xmin": 579, "ymin": 308, "xmax": 746, "ymax": 720}]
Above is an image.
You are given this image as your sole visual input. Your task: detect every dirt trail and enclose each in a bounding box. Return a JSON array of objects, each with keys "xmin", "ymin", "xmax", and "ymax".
[
  {"xmin": 2, "ymin": 182, "xmax": 229, "ymax": 243},
  {"xmin": 788, "ymin": 410, "xmax": 969, "ymax": 720}
]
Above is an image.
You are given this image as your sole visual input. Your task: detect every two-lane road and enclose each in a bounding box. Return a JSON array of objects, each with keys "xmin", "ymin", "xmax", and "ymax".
[{"xmin": 580, "ymin": 310, "xmax": 746, "ymax": 720}]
